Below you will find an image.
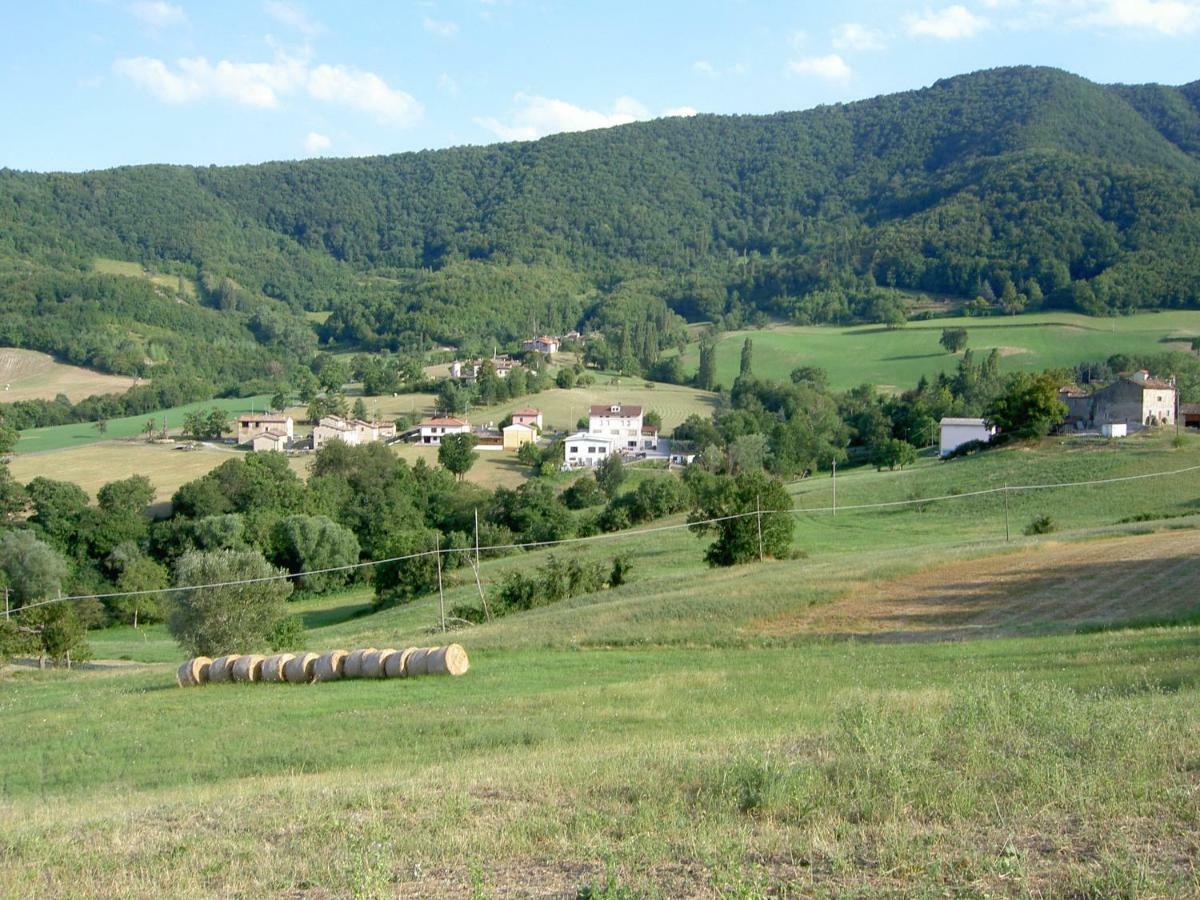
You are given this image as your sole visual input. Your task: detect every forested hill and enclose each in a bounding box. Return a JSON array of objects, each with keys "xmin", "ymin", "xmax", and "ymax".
[{"xmin": 3, "ymin": 65, "xmax": 1200, "ymax": 389}]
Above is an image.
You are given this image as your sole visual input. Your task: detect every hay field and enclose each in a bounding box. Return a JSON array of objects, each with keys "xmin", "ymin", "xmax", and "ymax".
[
  {"xmin": 390, "ymin": 443, "xmax": 531, "ymax": 489},
  {"xmin": 674, "ymin": 310, "xmax": 1200, "ymax": 390},
  {"xmin": 93, "ymin": 256, "xmax": 197, "ymax": 298},
  {"xmin": 0, "ymin": 348, "xmax": 136, "ymax": 402}
]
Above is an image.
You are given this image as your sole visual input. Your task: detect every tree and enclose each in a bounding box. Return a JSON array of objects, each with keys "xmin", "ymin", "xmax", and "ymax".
[
  {"xmin": 984, "ymin": 372, "xmax": 1068, "ymax": 439},
  {"xmin": 696, "ymin": 333, "xmax": 717, "ymax": 391},
  {"xmin": 688, "ymin": 470, "xmax": 794, "ymax": 566},
  {"xmin": 939, "ymin": 328, "xmax": 968, "ymax": 354},
  {"xmin": 271, "ymin": 515, "xmax": 360, "ymax": 593},
  {"xmin": 352, "ymin": 397, "xmax": 369, "ymax": 420},
  {"xmin": 108, "ymin": 543, "xmax": 168, "ymax": 626},
  {"xmin": 436, "ymin": 380, "xmax": 468, "ymax": 416},
  {"xmin": 595, "ymin": 453, "xmax": 626, "ymax": 499},
  {"xmin": 739, "ymin": 338, "xmax": 753, "ymax": 377},
  {"xmin": 0, "ymin": 530, "xmax": 67, "ymax": 607},
  {"xmin": 94, "ymin": 418, "xmax": 108, "ymax": 435},
  {"xmin": 143, "ymin": 418, "xmax": 157, "ymax": 440},
  {"xmin": 1000, "ymin": 280, "xmax": 1027, "ymax": 315},
  {"xmin": 0, "ymin": 465, "xmax": 27, "ymax": 523},
  {"xmin": 870, "ymin": 438, "xmax": 918, "ymax": 470},
  {"xmin": 271, "ymin": 389, "xmax": 289, "ymax": 413},
  {"xmin": 438, "ymin": 433, "xmax": 479, "ymax": 481},
  {"xmin": 555, "ymin": 368, "xmax": 576, "ymax": 389},
  {"xmin": 167, "ymin": 550, "xmax": 294, "ymax": 657},
  {"xmin": 205, "ymin": 408, "xmax": 229, "ymax": 440},
  {"xmin": 0, "ymin": 421, "xmax": 17, "ymax": 455},
  {"xmin": 730, "ymin": 432, "xmax": 767, "ymax": 473}
]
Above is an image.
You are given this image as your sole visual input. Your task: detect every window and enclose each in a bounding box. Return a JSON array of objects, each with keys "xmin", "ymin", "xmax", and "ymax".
[{"xmin": 569, "ymin": 446, "xmax": 579, "ymax": 454}]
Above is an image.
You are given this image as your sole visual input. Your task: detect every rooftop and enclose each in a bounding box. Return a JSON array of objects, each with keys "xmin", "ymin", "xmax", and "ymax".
[
  {"xmin": 940, "ymin": 417, "xmax": 989, "ymax": 427},
  {"xmin": 589, "ymin": 404, "xmax": 643, "ymax": 417},
  {"xmin": 419, "ymin": 417, "xmax": 470, "ymax": 427}
]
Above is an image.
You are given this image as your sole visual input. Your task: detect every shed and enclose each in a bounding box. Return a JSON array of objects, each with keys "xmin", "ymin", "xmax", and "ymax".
[
  {"xmin": 502, "ymin": 422, "xmax": 537, "ymax": 451},
  {"xmin": 939, "ymin": 417, "xmax": 996, "ymax": 457}
]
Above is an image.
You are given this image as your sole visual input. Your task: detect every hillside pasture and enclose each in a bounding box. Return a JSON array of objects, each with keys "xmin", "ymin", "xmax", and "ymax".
[
  {"xmin": 0, "ymin": 348, "xmax": 136, "ymax": 402},
  {"xmin": 676, "ymin": 310, "xmax": 1200, "ymax": 390},
  {"xmin": 93, "ymin": 256, "xmax": 197, "ymax": 299}
]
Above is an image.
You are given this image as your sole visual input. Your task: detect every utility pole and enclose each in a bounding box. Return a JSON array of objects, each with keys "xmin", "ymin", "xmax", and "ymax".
[
  {"xmin": 3, "ymin": 586, "xmax": 8, "ymax": 620},
  {"xmin": 756, "ymin": 494, "xmax": 764, "ymax": 562},
  {"xmin": 473, "ymin": 508, "xmax": 491, "ymax": 621},
  {"xmin": 1003, "ymin": 483, "xmax": 1010, "ymax": 542},
  {"xmin": 832, "ymin": 460, "xmax": 837, "ymax": 515},
  {"xmin": 435, "ymin": 532, "xmax": 446, "ymax": 633}
]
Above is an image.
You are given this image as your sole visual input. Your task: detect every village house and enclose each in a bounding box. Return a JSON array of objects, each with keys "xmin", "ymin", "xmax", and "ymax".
[
  {"xmin": 510, "ymin": 407, "xmax": 543, "ymax": 430},
  {"xmin": 236, "ymin": 414, "xmax": 294, "ymax": 447},
  {"xmin": 449, "ymin": 355, "xmax": 521, "ymax": 381},
  {"xmin": 522, "ymin": 336, "xmax": 560, "ymax": 354},
  {"xmin": 310, "ymin": 415, "xmax": 398, "ymax": 451},
  {"xmin": 1089, "ymin": 370, "xmax": 1176, "ymax": 430},
  {"xmin": 250, "ymin": 430, "xmax": 290, "ymax": 453},
  {"xmin": 502, "ymin": 422, "xmax": 537, "ymax": 451},
  {"xmin": 417, "ymin": 416, "xmax": 471, "ymax": 445},
  {"xmin": 939, "ymin": 417, "xmax": 996, "ymax": 457},
  {"xmin": 563, "ymin": 432, "xmax": 616, "ymax": 468},
  {"xmin": 588, "ymin": 403, "xmax": 659, "ymax": 452}
]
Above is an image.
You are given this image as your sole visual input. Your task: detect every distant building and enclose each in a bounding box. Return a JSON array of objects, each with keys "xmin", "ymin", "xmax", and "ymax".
[
  {"xmin": 1090, "ymin": 371, "xmax": 1176, "ymax": 430},
  {"xmin": 237, "ymin": 415, "xmax": 294, "ymax": 446},
  {"xmin": 311, "ymin": 415, "xmax": 397, "ymax": 451},
  {"xmin": 1180, "ymin": 403, "xmax": 1200, "ymax": 429},
  {"xmin": 588, "ymin": 403, "xmax": 659, "ymax": 451},
  {"xmin": 939, "ymin": 417, "xmax": 996, "ymax": 457},
  {"xmin": 449, "ymin": 355, "xmax": 522, "ymax": 381},
  {"xmin": 417, "ymin": 416, "xmax": 471, "ymax": 445},
  {"xmin": 250, "ymin": 431, "xmax": 290, "ymax": 453},
  {"xmin": 563, "ymin": 432, "xmax": 616, "ymax": 468},
  {"xmin": 522, "ymin": 336, "xmax": 561, "ymax": 354},
  {"xmin": 510, "ymin": 407, "xmax": 543, "ymax": 430},
  {"xmin": 1057, "ymin": 385, "xmax": 1092, "ymax": 428},
  {"xmin": 502, "ymin": 422, "xmax": 537, "ymax": 451},
  {"xmin": 1100, "ymin": 423, "xmax": 1128, "ymax": 438}
]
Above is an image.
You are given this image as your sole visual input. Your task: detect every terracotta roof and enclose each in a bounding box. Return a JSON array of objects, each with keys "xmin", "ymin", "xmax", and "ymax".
[
  {"xmin": 512, "ymin": 408, "xmax": 541, "ymax": 416},
  {"xmin": 420, "ymin": 417, "xmax": 470, "ymax": 427},
  {"xmin": 1134, "ymin": 378, "xmax": 1175, "ymax": 390},
  {"xmin": 589, "ymin": 404, "xmax": 643, "ymax": 417},
  {"xmin": 1058, "ymin": 385, "xmax": 1088, "ymax": 398},
  {"xmin": 641, "ymin": 424, "xmax": 659, "ymax": 434},
  {"xmin": 254, "ymin": 430, "xmax": 288, "ymax": 440},
  {"xmin": 239, "ymin": 414, "xmax": 290, "ymax": 423}
]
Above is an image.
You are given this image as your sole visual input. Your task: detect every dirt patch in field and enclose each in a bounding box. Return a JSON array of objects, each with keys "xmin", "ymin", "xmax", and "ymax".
[
  {"xmin": 992, "ymin": 345, "xmax": 1030, "ymax": 357},
  {"xmin": 760, "ymin": 530, "xmax": 1200, "ymax": 641}
]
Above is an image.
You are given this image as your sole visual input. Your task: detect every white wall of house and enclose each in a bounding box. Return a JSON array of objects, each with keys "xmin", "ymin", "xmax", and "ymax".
[
  {"xmin": 564, "ymin": 433, "xmax": 615, "ymax": 468},
  {"xmin": 418, "ymin": 420, "xmax": 471, "ymax": 445},
  {"xmin": 588, "ymin": 404, "xmax": 644, "ymax": 451},
  {"xmin": 939, "ymin": 418, "xmax": 995, "ymax": 457}
]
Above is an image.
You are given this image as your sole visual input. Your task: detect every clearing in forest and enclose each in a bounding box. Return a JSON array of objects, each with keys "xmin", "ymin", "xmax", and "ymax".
[{"xmin": 0, "ymin": 348, "xmax": 136, "ymax": 403}]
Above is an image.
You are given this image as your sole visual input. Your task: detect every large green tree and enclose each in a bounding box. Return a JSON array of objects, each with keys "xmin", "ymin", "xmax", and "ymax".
[
  {"xmin": 687, "ymin": 470, "xmax": 794, "ymax": 566},
  {"xmin": 437, "ymin": 433, "xmax": 479, "ymax": 482}
]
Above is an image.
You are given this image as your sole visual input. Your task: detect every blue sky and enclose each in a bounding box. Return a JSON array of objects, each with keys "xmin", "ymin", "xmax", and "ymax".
[{"xmin": 2, "ymin": 0, "xmax": 1198, "ymax": 171}]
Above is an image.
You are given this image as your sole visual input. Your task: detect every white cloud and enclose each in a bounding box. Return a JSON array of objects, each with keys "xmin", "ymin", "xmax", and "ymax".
[
  {"xmin": 663, "ymin": 105, "xmax": 699, "ymax": 117},
  {"xmin": 303, "ymin": 131, "xmax": 331, "ymax": 154},
  {"xmin": 1086, "ymin": 0, "xmax": 1200, "ymax": 34},
  {"xmin": 692, "ymin": 59, "xmax": 717, "ymax": 76},
  {"xmin": 833, "ymin": 22, "xmax": 888, "ymax": 49},
  {"xmin": 786, "ymin": 53, "xmax": 853, "ymax": 82},
  {"xmin": 114, "ymin": 54, "xmax": 422, "ymax": 123},
  {"xmin": 263, "ymin": 1, "xmax": 324, "ymax": 37},
  {"xmin": 905, "ymin": 5, "xmax": 990, "ymax": 38},
  {"xmin": 423, "ymin": 17, "xmax": 460, "ymax": 37},
  {"xmin": 129, "ymin": 1, "xmax": 186, "ymax": 29},
  {"xmin": 475, "ymin": 94, "xmax": 651, "ymax": 141},
  {"xmin": 438, "ymin": 72, "xmax": 460, "ymax": 96}
]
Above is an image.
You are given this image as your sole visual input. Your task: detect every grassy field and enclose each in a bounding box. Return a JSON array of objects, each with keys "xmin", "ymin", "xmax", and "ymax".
[
  {"xmin": 4, "ymin": 435, "xmax": 1200, "ymax": 894},
  {"xmin": 0, "ymin": 348, "xmax": 135, "ymax": 402},
  {"xmin": 14, "ymin": 395, "xmax": 271, "ymax": 455},
  {"xmin": 675, "ymin": 310, "xmax": 1200, "ymax": 390},
  {"xmin": 93, "ymin": 256, "xmax": 197, "ymax": 299}
]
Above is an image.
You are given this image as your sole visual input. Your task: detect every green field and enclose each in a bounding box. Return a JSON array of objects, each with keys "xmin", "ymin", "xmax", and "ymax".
[
  {"xmin": 93, "ymin": 256, "xmax": 197, "ymax": 299},
  {"xmin": 4, "ymin": 432, "xmax": 1200, "ymax": 894},
  {"xmin": 14, "ymin": 395, "xmax": 271, "ymax": 455},
  {"xmin": 677, "ymin": 311, "xmax": 1200, "ymax": 390}
]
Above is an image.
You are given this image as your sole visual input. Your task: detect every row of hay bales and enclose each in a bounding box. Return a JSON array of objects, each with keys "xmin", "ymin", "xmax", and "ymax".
[{"xmin": 176, "ymin": 644, "xmax": 469, "ymax": 687}]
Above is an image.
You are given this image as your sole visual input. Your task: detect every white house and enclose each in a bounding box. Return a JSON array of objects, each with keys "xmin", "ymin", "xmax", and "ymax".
[
  {"xmin": 564, "ymin": 432, "xmax": 616, "ymax": 468},
  {"xmin": 588, "ymin": 403, "xmax": 659, "ymax": 451},
  {"xmin": 939, "ymin": 417, "xmax": 996, "ymax": 457},
  {"xmin": 417, "ymin": 416, "xmax": 471, "ymax": 445},
  {"xmin": 522, "ymin": 336, "xmax": 560, "ymax": 354},
  {"xmin": 237, "ymin": 415, "xmax": 293, "ymax": 446}
]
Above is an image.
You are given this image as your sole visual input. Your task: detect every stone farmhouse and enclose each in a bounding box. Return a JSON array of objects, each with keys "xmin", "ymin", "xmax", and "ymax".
[
  {"xmin": 237, "ymin": 414, "xmax": 294, "ymax": 448},
  {"xmin": 449, "ymin": 355, "xmax": 522, "ymax": 381},
  {"xmin": 522, "ymin": 336, "xmax": 560, "ymax": 354},
  {"xmin": 311, "ymin": 415, "xmax": 397, "ymax": 451},
  {"xmin": 1060, "ymin": 370, "xmax": 1176, "ymax": 431}
]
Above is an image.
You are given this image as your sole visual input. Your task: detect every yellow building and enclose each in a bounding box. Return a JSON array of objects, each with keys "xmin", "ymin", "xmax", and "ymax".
[{"xmin": 502, "ymin": 422, "xmax": 537, "ymax": 451}]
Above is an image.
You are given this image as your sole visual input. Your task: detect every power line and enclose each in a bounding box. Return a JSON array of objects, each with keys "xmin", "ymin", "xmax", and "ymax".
[{"xmin": 14, "ymin": 461, "xmax": 1200, "ymax": 613}]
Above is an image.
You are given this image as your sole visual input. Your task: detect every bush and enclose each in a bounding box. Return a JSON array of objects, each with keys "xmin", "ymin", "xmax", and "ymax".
[
  {"xmin": 1023, "ymin": 515, "xmax": 1057, "ymax": 536},
  {"xmin": 562, "ymin": 475, "xmax": 606, "ymax": 509}
]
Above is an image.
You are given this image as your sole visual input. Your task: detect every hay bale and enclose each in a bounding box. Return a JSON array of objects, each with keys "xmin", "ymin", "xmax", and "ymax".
[
  {"xmin": 208, "ymin": 655, "xmax": 239, "ymax": 684},
  {"xmin": 175, "ymin": 656, "xmax": 211, "ymax": 687},
  {"xmin": 404, "ymin": 647, "xmax": 432, "ymax": 677},
  {"xmin": 382, "ymin": 647, "xmax": 414, "ymax": 678},
  {"xmin": 424, "ymin": 644, "xmax": 470, "ymax": 677},
  {"xmin": 312, "ymin": 650, "xmax": 348, "ymax": 683},
  {"xmin": 361, "ymin": 648, "xmax": 395, "ymax": 679},
  {"xmin": 260, "ymin": 653, "xmax": 294, "ymax": 683},
  {"xmin": 231, "ymin": 654, "xmax": 265, "ymax": 683},
  {"xmin": 283, "ymin": 652, "xmax": 319, "ymax": 684},
  {"xmin": 342, "ymin": 647, "xmax": 377, "ymax": 679}
]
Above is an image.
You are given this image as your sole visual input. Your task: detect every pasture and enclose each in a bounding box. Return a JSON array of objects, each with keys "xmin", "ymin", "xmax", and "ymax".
[
  {"xmin": 675, "ymin": 310, "xmax": 1200, "ymax": 390},
  {"xmin": 93, "ymin": 256, "xmax": 197, "ymax": 299},
  {"xmin": 4, "ymin": 432, "xmax": 1200, "ymax": 894},
  {"xmin": 0, "ymin": 348, "xmax": 135, "ymax": 402}
]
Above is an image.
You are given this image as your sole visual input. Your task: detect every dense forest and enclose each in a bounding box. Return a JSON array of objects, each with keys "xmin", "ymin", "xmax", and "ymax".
[{"xmin": 3, "ymin": 66, "xmax": 1200, "ymax": 390}]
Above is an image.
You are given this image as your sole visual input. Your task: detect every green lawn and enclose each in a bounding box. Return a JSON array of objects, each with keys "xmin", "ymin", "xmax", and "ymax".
[
  {"xmin": 676, "ymin": 311, "xmax": 1200, "ymax": 390},
  {"xmin": 4, "ymin": 432, "xmax": 1200, "ymax": 895},
  {"xmin": 15, "ymin": 395, "xmax": 271, "ymax": 454}
]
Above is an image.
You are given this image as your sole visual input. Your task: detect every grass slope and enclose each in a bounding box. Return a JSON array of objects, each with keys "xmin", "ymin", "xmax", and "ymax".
[
  {"xmin": 676, "ymin": 311, "xmax": 1200, "ymax": 390},
  {"xmin": 0, "ymin": 348, "xmax": 136, "ymax": 403}
]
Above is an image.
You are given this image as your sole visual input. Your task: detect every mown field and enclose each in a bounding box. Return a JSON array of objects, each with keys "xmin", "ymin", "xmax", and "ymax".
[
  {"xmin": 675, "ymin": 310, "xmax": 1200, "ymax": 390},
  {"xmin": 93, "ymin": 256, "xmax": 197, "ymax": 299},
  {"xmin": 0, "ymin": 347, "xmax": 135, "ymax": 402},
  {"xmin": 3, "ymin": 432, "xmax": 1200, "ymax": 895}
]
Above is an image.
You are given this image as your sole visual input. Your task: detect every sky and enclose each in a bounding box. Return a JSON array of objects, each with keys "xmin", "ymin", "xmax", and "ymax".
[{"xmin": 1, "ymin": 0, "xmax": 1199, "ymax": 172}]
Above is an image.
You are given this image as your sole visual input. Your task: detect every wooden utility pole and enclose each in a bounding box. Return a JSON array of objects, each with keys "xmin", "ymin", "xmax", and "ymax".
[
  {"xmin": 435, "ymin": 533, "xmax": 446, "ymax": 633},
  {"xmin": 756, "ymin": 494, "xmax": 764, "ymax": 562},
  {"xmin": 3, "ymin": 586, "xmax": 8, "ymax": 620},
  {"xmin": 473, "ymin": 508, "xmax": 491, "ymax": 621},
  {"xmin": 1003, "ymin": 483, "xmax": 1011, "ymax": 542},
  {"xmin": 832, "ymin": 460, "xmax": 837, "ymax": 515}
]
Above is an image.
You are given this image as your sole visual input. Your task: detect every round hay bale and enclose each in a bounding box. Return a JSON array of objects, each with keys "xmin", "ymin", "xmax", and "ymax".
[
  {"xmin": 312, "ymin": 650, "xmax": 348, "ymax": 683},
  {"xmin": 382, "ymin": 648, "xmax": 413, "ymax": 678},
  {"xmin": 404, "ymin": 647, "xmax": 432, "ymax": 678},
  {"xmin": 424, "ymin": 644, "xmax": 470, "ymax": 677},
  {"xmin": 175, "ymin": 656, "xmax": 211, "ymax": 687},
  {"xmin": 208, "ymin": 655, "xmax": 239, "ymax": 684},
  {"xmin": 231, "ymin": 654, "xmax": 265, "ymax": 683},
  {"xmin": 361, "ymin": 648, "xmax": 394, "ymax": 679},
  {"xmin": 283, "ymin": 652, "xmax": 319, "ymax": 684},
  {"xmin": 342, "ymin": 647, "xmax": 377, "ymax": 679},
  {"xmin": 260, "ymin": 653, "xmax": 294, "ymax": 683}
]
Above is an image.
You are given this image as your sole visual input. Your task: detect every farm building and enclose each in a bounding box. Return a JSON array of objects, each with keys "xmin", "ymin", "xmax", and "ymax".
[
  {"xmin": 1057, "ymin": 385, "xmax": 1092, "ymax": 427},
  {"xmin": 564, "ymin": 432, "xmax": 616, "ymax": 468},
  {"xmin": 250, "ymin": 431, "xmax": 290, "ymax": 452},
  {"xmin": 1181, "ymin": 403, "xmax": 1200, "ymax": 429},
  {"xmin": 237, "ymin": 415, "xmax": 293, "ymax": 446},
  {"xmin": 417, "ymin": 416, "xmax": 471, "ymax": 445},
  {"xmin": 939, "ymin": 417, "xmax": 996, "ymax": 457},
  {"xmin": 522, "ymin": 336, "xmax": 560, "ymax": 354},
  {"xmin": 502, "ymin": 422, "xmax": 537, "ymax": 451},
  {"xmin": 449, "ymin": 355, "xmax": 522, "ymax": 381},
  {"xmin": 311, "ymin": 415, "xmax": 397, "ymax": 451},
  {"xmin": 510, "ymin": 407, "xmax": 543, "ymax": 430},
  {"xmin": 1090, "ymin": 371, "xmax": 1176, "ymax": 430}
]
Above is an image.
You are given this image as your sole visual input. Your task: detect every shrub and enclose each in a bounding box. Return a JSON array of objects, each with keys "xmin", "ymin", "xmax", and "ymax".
[{"xmin": 1023, "ymin": 515, "xmax": 1057, "ymax": 536}]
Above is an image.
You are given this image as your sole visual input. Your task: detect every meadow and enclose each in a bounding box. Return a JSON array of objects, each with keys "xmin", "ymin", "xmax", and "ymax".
[
  {"xmin": 0, "ymin": 347, "xmax": 135, "ymax": 403},
  {"xmin": 3, "ymin": 432, "xmax": 1200, "ymax": 895},
  {"xmin": 93, "ymin": 256, "xmax": 197, "ymax": 299},
  {"xmin": 675, "ymin": 310, "xmax": 1200, "ymax": 390}
]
